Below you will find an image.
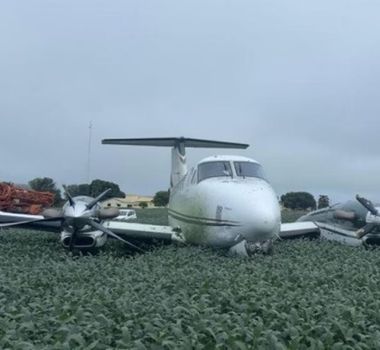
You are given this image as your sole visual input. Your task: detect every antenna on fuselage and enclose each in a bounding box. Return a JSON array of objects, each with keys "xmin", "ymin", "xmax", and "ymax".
[{"xmin": 102, "ymin": 137, "xmax": 249, "ymax": 187}]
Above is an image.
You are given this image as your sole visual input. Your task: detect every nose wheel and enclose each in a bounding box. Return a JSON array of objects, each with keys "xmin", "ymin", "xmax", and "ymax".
[
  {"xmin": 229, "ymin": 239, "xmax": 274, "ymax": 257},
  {"xmin": 246, "ymin": 239, "xmax": 274, "ymax": 256}
]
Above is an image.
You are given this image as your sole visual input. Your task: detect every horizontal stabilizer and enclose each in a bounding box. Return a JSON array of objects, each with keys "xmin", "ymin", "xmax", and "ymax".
[{"xmin": 102, "ymin": 137, "xmax": 249, "ymax": 149}]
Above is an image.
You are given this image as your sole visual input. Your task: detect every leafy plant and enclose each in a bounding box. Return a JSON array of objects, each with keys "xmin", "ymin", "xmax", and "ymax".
[{"xmin": 0, "ymin": 210, "xmax": 379, "ymax": 349}]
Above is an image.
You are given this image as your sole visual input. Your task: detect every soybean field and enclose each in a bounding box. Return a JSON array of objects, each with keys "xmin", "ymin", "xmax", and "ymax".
[{"xmin": 1, "ymin": 209, "xmax": 380, "ymax": 349}]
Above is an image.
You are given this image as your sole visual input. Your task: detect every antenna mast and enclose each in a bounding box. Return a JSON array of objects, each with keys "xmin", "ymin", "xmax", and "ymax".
[{"xmin": 87, "ymin": 121, "xmax": 93, "ymax": 183}]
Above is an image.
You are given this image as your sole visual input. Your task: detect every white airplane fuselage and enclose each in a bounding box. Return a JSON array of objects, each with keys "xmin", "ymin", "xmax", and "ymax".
[
  {"xmin": 102, "ymin": 137, "xmax": 281, "ymax": 255},
  {"xmin": 168, "ymin": 155, "xmax": 281, "ymax": 253}
]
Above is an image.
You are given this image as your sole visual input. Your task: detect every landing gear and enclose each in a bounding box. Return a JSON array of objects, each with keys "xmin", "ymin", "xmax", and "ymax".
[
  {"xmin": 246, "ymin": 239, "xmax": 274, "ymax": 255},
  {"xmin": 228, "ymin": 239, "xmax": 274, "ymax": 257}
]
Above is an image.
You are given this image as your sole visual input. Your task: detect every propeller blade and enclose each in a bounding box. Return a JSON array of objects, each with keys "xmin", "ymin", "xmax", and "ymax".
[
  {"xmin": 356, "ymin": 195, "xmax": 378, "ymax": 216},
  {"xmin": 356, "ymin": 223, "xmax": 377, "ymax": 239},
  {"xmin": 87, "ymin": 189, "xmax": 112, "ymax": 210},
  {"xmin": 63, "ymin": 185, "xmax": 75, "ymax": 207},
  {"xmin": 0, "ymin": 217, "xmax": 64, "ymax": 228},
  {"xmin": 88, "ymin": 219, "xmax": 144, "ymax": 252},
  {"xmin": 69, "ymin": 228, "xmax": 78, "ymax": 251}
]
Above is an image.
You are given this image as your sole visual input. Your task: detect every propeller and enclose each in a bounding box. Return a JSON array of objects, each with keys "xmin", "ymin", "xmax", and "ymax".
[
  {"xmin": 0, "ymin": 216, "xmax": 64, "ymax": 228},
  {"xmin": 356, "ymin": 223, "xmax": 377, "ymax": 239},
  {"xmin": 356, "ymin": 195, "xmax": 378, "ymax": 216},
  {"xmin": 63, "ymin": 185, "xmax": 75, "ymax": 207},
  {"xmin": 69, "ymin": 228, "xmax": 78, "ymax": 251},
  {"xmin": 355, "ymin": 195, "xmax": 380, "ymax": 239},
  {"xmin": 88, "ymin": 220, "xmax": 144, "ymax": 252},
  {"xmin": 87, "ymin": 189, "xmax": 112, "ymax": 210},
  {"xmin": 0, "ymin": 188, "xmax": 143, "ymax": 253}
]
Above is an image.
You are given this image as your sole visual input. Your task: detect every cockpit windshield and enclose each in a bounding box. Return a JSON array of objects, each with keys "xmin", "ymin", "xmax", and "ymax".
[
  {"xmin": 234, "ymin": 162, "xmax": 266, "ymax": 180},
  {"xmin": 198, "ymin": 161, "xmax": 232, "ymax": 182}
]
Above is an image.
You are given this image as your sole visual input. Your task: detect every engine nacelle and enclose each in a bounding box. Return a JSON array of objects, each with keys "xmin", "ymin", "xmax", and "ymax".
[{"xmin": 60, "ymin": 229, "xmax": 107, "ymax": 249}]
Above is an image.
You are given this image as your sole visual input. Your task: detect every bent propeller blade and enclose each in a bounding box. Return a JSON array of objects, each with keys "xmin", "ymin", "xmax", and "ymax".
[
  {"xmin": 356, "ymin": 223, "xmax": 377, "ymax": 239},
  {"xmin": 356, "ymin": 195, "xmax": 378, "ymax": 216},
  {"xmin": 88, "ymin": 219, "xmax": 144, "ymax": 252}
]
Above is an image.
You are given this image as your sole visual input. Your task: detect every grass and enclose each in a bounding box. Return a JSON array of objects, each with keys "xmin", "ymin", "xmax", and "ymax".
[
  {"xmin": 0, "ymin": 209, "xmax": 379, "ymax": 349},
  {"xmin": 134, "ymin": 208, "xmax": 169, "ymax": 225}
]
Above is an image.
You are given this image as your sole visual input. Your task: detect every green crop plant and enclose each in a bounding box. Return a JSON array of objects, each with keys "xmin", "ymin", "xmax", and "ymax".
[{"xmin": 0, "ymin": 209, "xmax": 379, "ymax": 349}]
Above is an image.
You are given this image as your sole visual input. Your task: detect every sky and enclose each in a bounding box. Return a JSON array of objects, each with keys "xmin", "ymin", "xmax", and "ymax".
[{"xmin": 0, "ymin": 0, "xmax": 379, "ymax": 203}]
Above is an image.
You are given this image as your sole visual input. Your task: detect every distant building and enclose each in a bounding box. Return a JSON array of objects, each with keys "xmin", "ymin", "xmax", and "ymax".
[{"xmin": 102, "ymin": 194, "xmax": 154, "ymax": 209}]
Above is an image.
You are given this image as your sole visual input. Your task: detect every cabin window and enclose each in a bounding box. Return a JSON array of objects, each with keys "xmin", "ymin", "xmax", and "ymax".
[
  {"xmin": 234, "ymin": 162, "xmax": 267, "ymax": 180},
  {"xmin": 198, "ymin": 161, "xmax": 232, "ymax": 182}
]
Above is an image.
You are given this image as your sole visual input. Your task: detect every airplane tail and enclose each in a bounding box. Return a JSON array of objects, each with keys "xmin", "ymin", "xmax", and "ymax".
[{"xmin": 102, "ymin": 137, "xmax": 249, "ymax": 187}]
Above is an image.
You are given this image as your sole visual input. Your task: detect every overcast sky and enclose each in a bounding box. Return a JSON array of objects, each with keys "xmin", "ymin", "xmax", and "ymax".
[{"xmin": 1, "ymin": 0, "xmax": 379, "ymax": 203}]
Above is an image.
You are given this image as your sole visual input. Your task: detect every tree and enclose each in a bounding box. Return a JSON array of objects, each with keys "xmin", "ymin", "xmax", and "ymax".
[
  {"xmin": 318, "ymin": 195, "xmax": 330, "ymax": 209},
  {"xmin": 281, "ymin": 192, "xmax": 316, "ymax": 210},
  {"xmin": 89, "ymin": 179, "xmax": 125, "ymax": 199},
  {"xmin": 65, "ymin": 184, "xmax": 90, "ymax": 197},
  {"xmin": 153, "ymin": 190, "xmax": 170, "ymax": 207},
  {"xmin": 139, "ymin": 201, "xmax": 148, "ymax": 209},
  {"xmin": 29, "ymin": 177, "xmax": 62, "ymax": 206},
  {"xmin": 64, "ymin": 180, "xmax": 124, "ymax": 201}
]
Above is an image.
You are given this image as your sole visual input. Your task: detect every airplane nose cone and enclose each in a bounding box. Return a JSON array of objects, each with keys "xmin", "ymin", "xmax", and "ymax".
[
  {"xmin": 241, "ymin": 207, "xmax": 280, "ymax": 242},
  {"xmin": 64, "ymin": 202, "xmax": 90, "ymax": 220},
  {"xmin": 237, "ymin": 187, "xmax": 281, "ymax": 243},
  {"xmin": 196, "ymin": 178, "xmax": 281, "ymax": 245}
]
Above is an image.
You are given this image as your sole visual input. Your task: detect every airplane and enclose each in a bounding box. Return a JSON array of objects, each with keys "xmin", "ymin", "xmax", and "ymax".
[
  {"xmin": 0, "ymin": 137, "xmax": 281, "ymax": 256},
  {"xmin": 0, "ymin": 187, "xmax": 144, "ymax": 252},
  {"xmin": 279, "ymin": 195, "xmax": 380, "ymax": 247}
]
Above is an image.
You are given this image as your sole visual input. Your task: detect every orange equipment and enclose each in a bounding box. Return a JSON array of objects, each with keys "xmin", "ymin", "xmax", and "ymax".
[{"xmin": 0, "ymin": 183, "xmax": 54, "ymax": 215}]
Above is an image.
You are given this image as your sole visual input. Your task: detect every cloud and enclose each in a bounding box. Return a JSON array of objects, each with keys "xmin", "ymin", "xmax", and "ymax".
[{"xmin": 0, "ymin": 0, "xmax": 379, "ymax": 203}]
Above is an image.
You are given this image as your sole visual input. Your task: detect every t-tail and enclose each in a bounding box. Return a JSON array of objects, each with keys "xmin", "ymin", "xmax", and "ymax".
[{"xmin": 102, "ymin": 137, "xmax": 249, "ymax": 187}]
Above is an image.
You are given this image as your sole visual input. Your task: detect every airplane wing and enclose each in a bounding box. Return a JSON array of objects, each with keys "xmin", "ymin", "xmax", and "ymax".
[
  {"xmin": 0, "ymin": 211, "xmax": 62, "ymax": 232},
  {"xmin": 280, "ymin": 221, "xmax": 370, "ymax": 247},
  {"xmin": 103, "ymin": 220, "xmax": 185, "ymax": 243},
  {"xmin": 280, "ymin": 222, "xmax": 320, "ymax": 239}
]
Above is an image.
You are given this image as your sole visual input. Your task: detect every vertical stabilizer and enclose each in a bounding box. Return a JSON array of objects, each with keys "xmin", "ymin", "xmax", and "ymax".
[{"xmin": 171, "ymin": 140, "xmax": 187, "ymax": 187}]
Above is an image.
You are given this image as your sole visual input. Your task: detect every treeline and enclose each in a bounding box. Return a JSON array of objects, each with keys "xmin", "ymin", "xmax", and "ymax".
[
  {"xmin": 281, "ymin": 192, "xmax": 330, "ymax": 210},
  {"xmin": 27, "ymin": 177, "xmax": 124, "ymax": 206},
  {"xmin": 26, "ymin": 177, "xmax": 171, "ymax": 207}
]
